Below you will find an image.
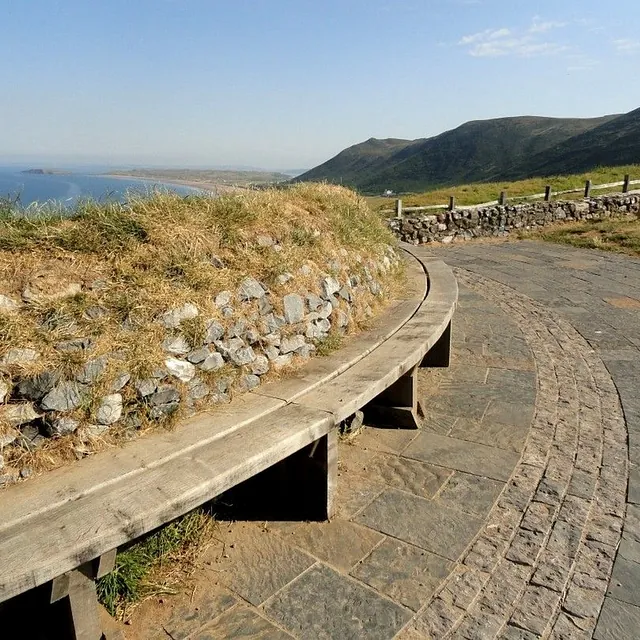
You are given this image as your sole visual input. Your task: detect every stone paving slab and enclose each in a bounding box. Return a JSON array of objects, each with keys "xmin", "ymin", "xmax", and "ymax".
[{"xmin": 121, "ymin": 241, "xmax": 638, "ymax": 639}]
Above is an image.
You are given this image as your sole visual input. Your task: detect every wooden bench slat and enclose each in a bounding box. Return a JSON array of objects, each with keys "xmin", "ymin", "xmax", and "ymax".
[{"xmin": 0, "ymin": 403, "xmax": 332, "ymax": 601}]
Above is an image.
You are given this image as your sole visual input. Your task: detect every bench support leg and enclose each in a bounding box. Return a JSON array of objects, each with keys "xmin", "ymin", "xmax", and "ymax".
[
  {"xmin": 421, "ymin": 320, "xmax": 452, "ymax": 368},
  {"xmin": 51, "ymin": 550, "xmax": 116, "ymax": 640},
  {"xmin": 365, "ymin": 364, "xmax": 421, "ymax": 429}
]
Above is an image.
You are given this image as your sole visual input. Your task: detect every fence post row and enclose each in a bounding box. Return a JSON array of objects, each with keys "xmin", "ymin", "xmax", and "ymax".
[
  {"xmin": 584, "ymin": 180, "xmax": 592, "ymax": 198},
  {"xmin": 544, "ymin": 185, "xmax": 552, "ymax": 202},
  {"xmin": 499, "ymin": 191, "xmax": 507, "ymax": 205},
  {"xmin": 623, "ymin": 174, "xmax": 630, "ymax": 193},
  {"xmin": 449, "ymin": 196, "xmax": 455, "ymax": 211}
]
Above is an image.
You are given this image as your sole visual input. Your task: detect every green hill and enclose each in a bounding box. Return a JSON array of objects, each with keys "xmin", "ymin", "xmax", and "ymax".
[{"xmin": 295, "ymin": 111, "xmax": 639, "ymax": 193}]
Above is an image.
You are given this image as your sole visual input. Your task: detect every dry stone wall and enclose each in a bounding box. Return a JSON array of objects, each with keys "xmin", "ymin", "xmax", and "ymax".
[
  {"xmin": 389, "ymin": 192, "xmax": 640, "ymax": 244},
  {"xmin": 0, "ymin": 246, "xmax": 401, "ymax": 487}
]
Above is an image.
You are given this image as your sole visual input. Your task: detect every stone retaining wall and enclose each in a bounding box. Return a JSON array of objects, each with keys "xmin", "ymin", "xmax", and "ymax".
[{"xmin": 389, "ymin": 192, "xmax": 640, "ymax": 244}]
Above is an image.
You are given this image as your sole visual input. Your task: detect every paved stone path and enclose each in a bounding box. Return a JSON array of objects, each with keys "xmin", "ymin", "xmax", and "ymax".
[{"xmin": 123, "ymin": 240, "xmax": 639, "ymax": 640}]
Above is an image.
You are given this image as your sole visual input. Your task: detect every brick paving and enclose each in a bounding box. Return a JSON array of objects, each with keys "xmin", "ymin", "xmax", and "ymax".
[{"xmin": 123, "ymin": 241, "xmax": 638, "ymax": 639}]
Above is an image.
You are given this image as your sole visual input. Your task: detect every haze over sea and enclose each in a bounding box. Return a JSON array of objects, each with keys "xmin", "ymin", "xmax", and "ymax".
[{"xmin": 0, "ymin": 167, "xmax": 199, "ymax": 208}]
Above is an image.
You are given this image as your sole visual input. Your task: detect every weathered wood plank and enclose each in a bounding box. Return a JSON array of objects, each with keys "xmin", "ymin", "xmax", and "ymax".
[{"xmin": 0, "ymin": 404, "xmax": 333, "ymax": 602}]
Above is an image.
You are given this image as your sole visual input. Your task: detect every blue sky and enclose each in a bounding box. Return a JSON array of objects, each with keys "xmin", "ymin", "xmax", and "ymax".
[{"xmin": 1, "ymin": 0, "xmax": 639, "ymax": 170}]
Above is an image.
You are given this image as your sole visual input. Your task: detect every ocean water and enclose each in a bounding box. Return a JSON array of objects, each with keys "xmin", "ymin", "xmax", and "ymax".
[{"xmin": 0, "ymin": 168, "xmax": 201, "ymax": 209}]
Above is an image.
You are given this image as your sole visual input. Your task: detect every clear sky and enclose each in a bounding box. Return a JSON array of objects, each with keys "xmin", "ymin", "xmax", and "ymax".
[{"xmin": 2, "ymin": 0, "xmax": 639, "ymax": 170}]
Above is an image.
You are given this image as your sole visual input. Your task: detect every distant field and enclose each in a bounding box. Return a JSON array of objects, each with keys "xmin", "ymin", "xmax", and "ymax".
[
  {"xmin": 109, "ymin": 168, "xmax": 290, "ymax": 188},
  {"xmin": 366, "ymin": 165, "xmax": 640, "ymax": 211}
]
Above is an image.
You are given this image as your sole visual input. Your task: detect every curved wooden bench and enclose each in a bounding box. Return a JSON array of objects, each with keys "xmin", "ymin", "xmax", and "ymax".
[{"xmin": 0, "ymin": 247, "xmax": 457, "ymax": 639}]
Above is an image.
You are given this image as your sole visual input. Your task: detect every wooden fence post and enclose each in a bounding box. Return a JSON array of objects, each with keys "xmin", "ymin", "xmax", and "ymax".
[
  {"xmin": 449, "ymin": 196, "xmax": 455, "ymax": 211},
  {"xmin": 584, "ymin": 180, "xmax": 592, "ymax": 198},
  {"xmin": 395, "ymin": 199, "xmax": 403, "ymax": 219},
  {"xmin": 499, "ymin": 191, "xmax": 507, "ymax": 205},
  {"xmin": 544, "ymin": 185, "xmax": 552, "ymax": 202},
  {"xmin": 623, "ymin": 175, "xmax": 630, "ymax": 193}
]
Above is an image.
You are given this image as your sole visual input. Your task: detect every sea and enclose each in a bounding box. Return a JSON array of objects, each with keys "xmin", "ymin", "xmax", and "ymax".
[{"xmin": 0, "ymin": 167, "xmax": 201, "ymax": 209}]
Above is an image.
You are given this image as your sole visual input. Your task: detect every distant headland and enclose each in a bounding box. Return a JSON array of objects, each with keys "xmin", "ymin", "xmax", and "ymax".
[{"xmin": 21, "ymin": 168, "xmax": 71, "ymax": 175}]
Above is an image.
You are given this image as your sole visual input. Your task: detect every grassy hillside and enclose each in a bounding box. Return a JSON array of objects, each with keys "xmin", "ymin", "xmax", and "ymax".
[
  {"xmin": 295, "ymin": 111, "xmax": 637, "ymax": 194},
  {"xmin": 366, "ymin": 164, "xmax": 640, "ymax": 211}
]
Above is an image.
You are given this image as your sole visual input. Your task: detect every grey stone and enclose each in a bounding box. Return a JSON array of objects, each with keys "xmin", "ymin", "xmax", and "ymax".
[
  {"xmin": 199, "ymin": 352, "xmax": 224, "ymax": 372},
  {"xmin": 135, "ymin": 378, "xmax": 157, "ymax": 397},
  {"xmin": 186, "ymin": 379, "xmax": 209, "ymax": 401},
  {"xmin": 204, "ymin": 320, "xmax": 224, "ymax": 343},
  {"xmin": 283, "ymin": 293, "xmax": 305, "ymax": 324},
  {"xmin": 351, "ymin": 538, "xmax": 452, "ymax": 611},
  {"xmin": 607, "ymin": 556, "xmax": 640, "ymax": 607},
  {"xmin": 209, "ymin": 255, "xmax": 225, "ymax": 268},
  {"xmin": 509, "ymin": 585, "xmax": 560, "ymax": 635},
  {"xmin": 47, "ymin": 416, "xmax": 80, "ymax": 437},
  {"xmin": 264, "ymin": 346, "xmax": 280, "ymax": 361},
  {"xmin": 158, "ymin": 302, "xmax": 199, "ymax": 329},
  {"xmin": 84, "ymin": 423, "xmax": 109, "ymax": 437},
  {"xmin": 110, "ymin": 373, "xmax": 130, "ymax": 392},
  {"xmin": 306, "ymin": 293, "xmax": 323, "ymax": 311},
  {"xmin": 263, "ymin": 332, "xmax": 281, "ymax": 347},
  {"xmin": 0, "ymin": 348, "xmax": 40, "ymax": 367},
  {"xmin": 196, "ymin": 606, "xmax": 291, "ymax": 639},
  {"xmin": 229, "ymin": 346, "xmax": 256, "ymax": 366},
  {"xmin": 76, "ymin": 356, "xmax": 109, "ymax": 384},
  {"xmin": 296, "ymin": 343, "xmax": 316, "ymax": 359},
  {"xmin": 215, "ymin": 337, "xmax": 245, "ymax": 359},
  {"xmin": 594, "ymin": 597, "xmax": 640, "ymax": 640},
  {"xmin": 54, "ymin": 337, "xmax": 92, "ymax": 352},
  {"xmin": 276, "ymin": 272, "xmax": 293, "ymax": 285},
  {"xmin": 221, "ymin": 306, "xmax": 233, "ymax": 319},
  {"xmin": 238, "ymin": 277, "xmax": 266, "ymax": 301},
  {"xmin": 438, "ymin": 472, "xmax": 504, "ymax": 518},
  {"xmin": 320, "ymin": 276, "xmax": 340, "ymax": 300},
  {"xmin": 258, "ymin": 297, "xmax": 273, "ymax": 316},
  {"xmin": 16, "ymin": 370, "xmax": 61, "ymax": 401},
  {"xmin": 338, "ymin": 286, "xmax": 351, "ymax": 301},
  {"xmin": 334, "ymin": 309, "xmax": 349, "ymax": 328},
  {"xmin": 162, "ymin": 335, "xmax": 191, "ymax": 355},
  {"xmin": 82, "ymin": 305, "xmax": 108, "ymax": 320},
  {"xmin": 148, "ymin": 385, "xmax": 180, "ymax": 406},
  {"xmin": 298, "ymin": 264, "xmax": 312, "ymax": 276},
  {"xmin": 251, "ymin": 355, "xmax": 269, "ymax": 376},
  {"xmin": 265, "ymin": 564, "xmax": 410, "ymax": 639},
  {"xmin": 238, "ymin": 374, "xmax": 260, "ymax": 391},
  {"xmin": 0, "ymin": 380, "xmax": 8, "ymax": 403},
  {"xmin": 0, "ymin": 294, "xmax": 20, "ymax": 314},
  {"xmin": 96, "ymin": 394, "xmax": 123, "ymax": 425},
  {"xmin": 41, "ymin": 381, "xmax": 85, "ymax": 412},
  {"xmin": 0, "ymin": 402, "xmax": 41, "ymax": 427},
  {"xmin": 214, "ymin": 290, "xmax": 233, "ymax": 308},
  {"xmin": 257, "ymin": 234, "xmax": 275, "ymax": 247},
  {"xmin": 356, "ymin": 488, "xmax": 482, "ymax": 560},
  {"xmin": 280, "ymin": 335, "xmax": 306, "ymax": 354},
  {"xmin": 187, "ymin": 347, "xmax": 210, "ymax": 364},
  {"xmin": 164, "ymin": 357, "xmax": 196, "ymax": 382},
  {"xmin": 245, "ymin": 328, "xmax": 260, "ymax": 344},
  {"xmin": 226, "ymin": 319, "xmax": 246, "ymax": 339},
  {"xmin": 272, "ymin": 354, "xmax": 293, "ymax": 368},
  {"xmin": 316, "ymin": 300, "xmax": 333, "ymax": 319}
]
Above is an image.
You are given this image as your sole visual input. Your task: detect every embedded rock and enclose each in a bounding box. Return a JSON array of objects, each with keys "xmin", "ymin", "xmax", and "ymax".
[
  {"xmin": 0, "ymin": 348, "xmax": 40, "ymax": 368},
  {"xmin": 0, "ymin": 403, "xmax": 41, "ymax": 427},
  {"xmin": 149, "ymin": 385, "xmax": 180, "ymax": 407},
  {"xmin": 238, "ymin": 277, "xmax": 266, "ymax": 301},
  {"xmin": 0, "ymin": 380, "xmax": 8, "ymax": 403},
  {"xmin": 276, "ymin": 272, "xmax": 293, "ymax": 285},
  {"xmin": 306, "ymin": 293, "xmax": 323, "ymax": 312},
  {"xmin": 0, "ymin": 294, "xmax": 20, "ymax": 314},
  {"xmin": 96, "ymin": 394, "xmax": 123, "ymax": 425},
  {"xmin": 76, "ymin": 356, "xmax": 108, "ymax": 384},
  {"xmin": 110, "ymin": 373, "xmax": 131, "ymax": 392},
  {"xmin": 16, "ymin": 370, "xmax": 61, "ymax": 402},
  {"xmin": 272, "ymin": 354, "xmax": 293, "ymax": 369},
  {"xmin": 215, "ymin": 291, "xmax": 233, "ymax": 308},
  {"xmin": 47, "ymin": 416, "xmax": 80, "ymax": 437},
  {"xmin": 280, "ymin": 335, "xmax": 306, "ymax": 354},
  {"xmin": 55, "ymin": 338, "xmax": 93, "ymax": 352},
  {"xmin": 204, "ymin": 320, "xmax": 225, "ymax": 344},
  {"xmin": 22, "ymin": 276, "xmax": 81, "ymax": 305},
  {"xmin": 162, "ymin": 336, "xmax": 191, "ymax": 356},
  {"xmin": 199, "ymin": 352, "xmax": 224, "ymax": 372},
  {"xmin": 283, "ymin": 293, "xmax": 305, "ymax": 324},
  {"xmin": 41, "ymin": 381, "xmax": 85, "ymax": 412},
  {"xmin": 158, "ymin": 303, "xmax": 199, "ymax": 329},
  {"xmin": 321, "ymin": 276, "xmax": 340, "ymax": 300},
  {"xmin": 165, "ymin": 357, "xmax": 196, "ymax": 383},
  {"xmin": 187, "ymin": 379, "xmax": 209, "ymax": 401},
  {"xmin": 264, "ymin": 346, "xmax": 280, "ymax": 361},
  {"xmin": 238, "ymin": 374, "xmax": 260, "ymax": 391},
  {"xmin": 251, "ymin": 355, "xmax": 270, "ymax": 376},
  {"xmin": 230, "ymin": 346, "xmax": 256, "ymax": 367},
  {"xmin": 135, "ymin": 378, "xmax": 157, "ymax": 398},
  {"xmin": 187, "ymin": 347, "xmax": 210, "ymax": 364}
]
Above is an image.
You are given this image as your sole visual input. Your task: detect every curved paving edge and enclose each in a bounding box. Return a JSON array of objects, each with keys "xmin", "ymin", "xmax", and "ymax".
[{"xmin": 405, "ymin": 268, "xmax": 628, "ymax": 640}]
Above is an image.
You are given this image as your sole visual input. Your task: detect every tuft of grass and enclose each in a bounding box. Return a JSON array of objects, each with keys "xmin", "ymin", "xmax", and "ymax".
[
  {"xmin": 96, "ymin": 508, "xmax": 216, "ymax": 619},
  {"xmin": 314, "ymin": 332, "xmax": 344, "ymax": 356},
  {"xmin": 367, "ymin": 164, "xmax": 640, "ymax": 212},
  {"xmin": 526, "ymin": 216, "xmax": 640, "ymax": 258}
]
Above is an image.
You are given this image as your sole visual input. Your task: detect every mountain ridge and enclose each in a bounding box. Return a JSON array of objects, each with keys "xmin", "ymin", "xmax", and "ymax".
[{"xmin": 295, "ymin": 111, "xmax": 638, "ymax": 193}]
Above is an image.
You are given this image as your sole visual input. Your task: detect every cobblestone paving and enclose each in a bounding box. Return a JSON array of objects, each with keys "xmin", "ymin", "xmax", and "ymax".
[{"xmin": 123, "ymin": 241, "xmax": 638, "ymax": 640}]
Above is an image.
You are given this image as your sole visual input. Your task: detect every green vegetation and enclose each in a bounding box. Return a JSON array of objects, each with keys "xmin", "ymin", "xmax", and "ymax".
[
  {"xmin": 96, "ymin": 508, "xmax": 215, "ymax": 618},
  {"xmin": 296, "ymin": 108, "xmax": 640, "ymax": 194},
  {"xmin": 366, "ymin": 165, "xmax": 640, "ymax": 211},
  {"xmin": 109, "ymin": 168, "xmax": 291, "ymax": 188},
  {"xmin": 531, "ymin": 217, "xmax": 640, "ymax": 258}
]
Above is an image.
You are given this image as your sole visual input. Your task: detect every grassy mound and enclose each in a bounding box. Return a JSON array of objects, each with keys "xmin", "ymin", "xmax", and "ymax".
[{"xmin": 0, "ymin": 184, "xmax": 402, "ymax": 478}]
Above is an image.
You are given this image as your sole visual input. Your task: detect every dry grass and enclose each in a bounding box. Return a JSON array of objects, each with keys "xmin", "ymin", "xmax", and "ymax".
[
  {"xmin": 96, "ymin": 508, "xmax": 217, "ymax": 620},
  {"xmin": 367, "ymin": 164, "xmax": 640, "ymax": 211},
  {"xmin": 523, "ymin": 215, "xmax": 640, "ymax": 258},
  {"xmin": 0, "ymin": 184, "xmax": 402, "ymax": 475}
]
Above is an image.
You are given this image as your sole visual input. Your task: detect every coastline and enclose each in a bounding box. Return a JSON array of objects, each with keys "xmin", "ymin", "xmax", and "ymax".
[{"xmin": 101, "ymin": 174, "xmax": 245, "ymax": 195}]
